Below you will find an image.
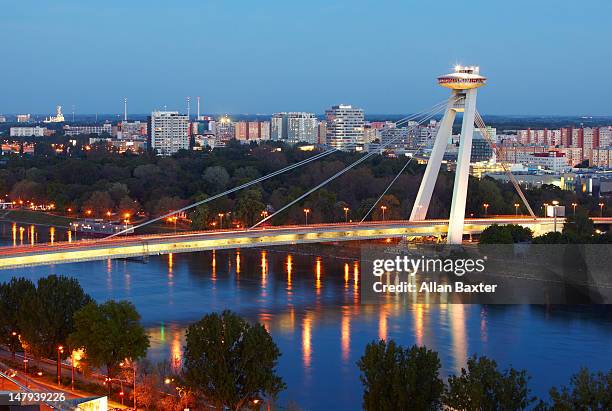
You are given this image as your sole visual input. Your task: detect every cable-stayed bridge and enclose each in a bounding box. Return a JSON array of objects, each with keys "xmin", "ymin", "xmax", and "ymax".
[
  {"xmin": 3, "ymin": 217, "xmax": 611, "ymax": 270},
  {"xmin": 1, "ymin": 65, "xmax": 605, "ymax": 270}
]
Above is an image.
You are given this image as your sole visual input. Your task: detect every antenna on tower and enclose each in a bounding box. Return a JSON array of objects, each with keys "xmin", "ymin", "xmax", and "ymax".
[
  {"xmin": 187, "ymin": 96, "xmax": 191, "ymax": 120},
  {"xmin": 197, "ymin": 96, "xmax": 200, "ymax": 119},
  {"xmin": 124, "ymin": 98, "xmax": 128, "ymax": 121}
]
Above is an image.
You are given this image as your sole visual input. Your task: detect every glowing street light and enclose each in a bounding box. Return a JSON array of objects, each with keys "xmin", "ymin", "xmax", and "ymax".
[
  {"xmin": 543, "ymin": 203, "xmax": 549, "ymax": 217},
  {"xmin": 599, "ymin": 202, "xmax": 605, "ymax": 217},
  {"xmin": 483, "ymin": 203, "xmax": 489, "ymax": 217},
  {"xmin": 85, "ymin": 209, "xmax": 92, "ymax": 217},
  {"xmin": 514, "ymin": 203, "xmax": 520, "ymax": 216},
  {"xmin": 551, "ymin": 200, "xmax": 560, "ymax": 232},
  {"xmin": 57, "ymin": 345, "xmax": 64, "ymax": 385},
  {"xmin": 303, "ymin": 208, "xmax": 311, "ymax": 225},
  {"xmin": 218, "ymin": 213, "xmax": 225, "ymax": 229},
  {"xmin": 380, "ymin": 205, "xmax": 387, "ymax": 221},
  {"xmin": 343, "ymin": 207, "xmax": 350, "ymax": 223},
  {"xmin": 571, "ymin": 202, "xmax": 578, "ymax": 216}
]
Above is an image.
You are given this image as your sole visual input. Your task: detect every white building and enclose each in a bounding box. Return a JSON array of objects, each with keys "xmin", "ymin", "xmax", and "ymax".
[
  {"xmin": 149, "ymin": 111, "xmax": 189, "ymax": 156},
  {"xmin": 516, "ymin": 151, "xmax": 570, "ymax": 172},
  {"xmin": 270, "ymin": 112, "xmax": 318, "ymax": 144},
  {"xmin": 64, "ymin": 123, "xmax": 112, "ymax": 136},
  {"xmin": 10, "ymin": 126, "xmax": 47, "ymax": 137},
  {"xmin": 325, "ymin": 105, "xmax": 364, "ymax": 151}
]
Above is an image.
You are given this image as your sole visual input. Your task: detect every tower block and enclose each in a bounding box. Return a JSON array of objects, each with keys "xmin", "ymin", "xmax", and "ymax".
[{"xmin": 409, "ymin": 66, "xmax": 486, "ymax": 244}]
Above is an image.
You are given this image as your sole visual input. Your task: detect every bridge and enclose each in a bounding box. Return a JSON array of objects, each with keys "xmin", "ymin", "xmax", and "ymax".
[
  {"xmin": 2, "ymin": 65, "xmax": 608, "ymax": 270},
  {"xmin": 2, "ymin": 217, "xmax": 611, "ymax": 270}
]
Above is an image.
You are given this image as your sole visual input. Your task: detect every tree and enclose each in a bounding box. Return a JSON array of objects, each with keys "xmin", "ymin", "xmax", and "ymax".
[
  {"xmin": 357, "ymin": 340, "xmax": 444, "ymax": 411},
  {"xmin": 184, "ymin": 310, "xmax": 285, "ymax": 410},
  {"xmin": 18, "ymin": 275, "xmax": 92, "ymax": 358},
  {"xmin": 479, "ymin": 224, "xmax": 514, "ymax": 244},
  {"xmin": 236, "ymin": 189, "xmax": 265, "ymax": 226},
  {"xmin": 444, "ymin": 355, "xmax": 535, "ymax": 411},
  {"xmin": 82, "ymin": 191, "xmax": 114, "ymax": 217},
  {"xmin": 0, "ymin": 278, "xmax": 36, "ymax": 357},
  {"xmin": 563, "ymin": 210, "xmax": 594, "ymax": 243},
  {"xmin": 547, "ymin": 368, "xmax": 611, "ymax": 410},
  {"xmin": 69, "ymin": 300, "xmax": 149, "ymax": 378},
  {"xmin": 203, "ymin": 166, "xmax": 230, "ymax": 193}
]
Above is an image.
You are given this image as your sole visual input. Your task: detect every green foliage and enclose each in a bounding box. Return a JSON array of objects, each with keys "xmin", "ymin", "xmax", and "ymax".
[
  {"xmin": 236, "ymin": 189, "xmax": 265, "ymax": 226},
  {"xmin": 69, "ymin": 300, "xmax": 149, "ymax": 377},
  {"xmin": 357, "ymin": 340, "xmax": 444, "ymax": 411},
  {"xmin": 17, "ymin": 275, "xmax": 92, "ymax": 358},
  {"xmin": 479, "ymin": 224, "xmax": 533, "ymax": 244},
  {"xmin": 563, "ymin": 210, "xmax": 594, "ymax": 242},
  {"xmin": 0, "ymin": 278, "xmax": 36, "ymax": 355},
  {"xmin": 444, "ymin": 355, "xmax": 535, "ymax": 411},
  {"xmin": 546, "ymin": 368, "xmax": 612, "ymax": 410},
  {"xmin": 184, "ymin": 310, "xmax": 285, "ymax": 411},
  {"xmin": 479, "ymin": 224, "xmax": 513, "ymax": 244}
]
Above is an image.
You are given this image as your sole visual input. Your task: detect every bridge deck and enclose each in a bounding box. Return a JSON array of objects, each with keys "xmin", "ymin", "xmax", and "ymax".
[{"xmin": 0, "ymin": 217, "xmax": 609, "ymax": 270}]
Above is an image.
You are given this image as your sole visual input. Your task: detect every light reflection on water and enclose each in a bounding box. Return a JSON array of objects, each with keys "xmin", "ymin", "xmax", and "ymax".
[{"xmin": 1, "ymin": 223, "xmax": 612, "ymax": 410}]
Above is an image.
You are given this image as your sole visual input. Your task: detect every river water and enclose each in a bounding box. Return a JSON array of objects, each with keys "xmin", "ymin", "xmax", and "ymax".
[{"xmin": 1, "ymin": 222, "xmax": 611, "ymax": 410}]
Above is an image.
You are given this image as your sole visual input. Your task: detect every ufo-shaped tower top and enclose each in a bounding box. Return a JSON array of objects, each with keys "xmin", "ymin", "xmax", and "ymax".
[{"xmin": 437, "ymin": 65, "xmax": 486, "ymax": 90}]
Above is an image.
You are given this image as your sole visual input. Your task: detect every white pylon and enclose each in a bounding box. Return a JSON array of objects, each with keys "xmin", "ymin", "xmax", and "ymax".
[{"xmin": 409, "ymin": 66, "xmax": 486, "ymax": 244}]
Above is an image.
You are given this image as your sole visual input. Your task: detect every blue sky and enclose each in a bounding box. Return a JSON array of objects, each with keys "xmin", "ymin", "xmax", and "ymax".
[{"xmin": 2, "ymin": 0, "xmax": 611, "ymax": 115}]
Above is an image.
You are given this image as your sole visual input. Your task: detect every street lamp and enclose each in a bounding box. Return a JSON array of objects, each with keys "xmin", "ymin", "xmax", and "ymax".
[
  {"xmin": 571, "ymin": 202, "xmax": 577, "ymax": 216},
  {"xmin": 552, "ymin": 200, "xmax": 560, "ymax": 232},
  {"xmin": 303, "ymin": 208, "xmax": 310, "ymax": 225},
  {"xmin": 218, "ymin": 213, "xmax": 225, "ymax": 229},
  {"xmin": 543, "ymin": 203, "xmax": 549, "ymax": 218},
  {"xmin": 380, "ymin": 205, "xmax": 387, "ymax": 221},
  {"xmin": 343, "ymin": 207, "xmax": 350, "ymax": 223},
  {"xmin": 57, "ymin": 345, "xmax": 64, "ymax": 386},
  {"xmin": 483, "ymin": 203, "xmax": 489, "ymax": 217},
  {"xmin": 514, "ymin": 203, "xmax": 520, "ymax": 216},
  {"xmin": 599, "ymin": 202, "xmax": 604, "ymax": 217},
  {"xmin": 106, "ymin": 210, "xmax": 112, "ymax": 220}
]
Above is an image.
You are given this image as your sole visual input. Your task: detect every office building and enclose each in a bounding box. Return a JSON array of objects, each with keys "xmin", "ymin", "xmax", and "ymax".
[
  {"xmin": 325, "ymin": 105, "xmax": 364, "ymax": 151},
  {"xmin": 16, "ymin": 114, "xmax": 31, "ymax": 123},
  {"xmin": 149, "ymin": 111, "xmax": 189, "ymax": 156},
  {"xmin": 0, "ymin": 115, "xmax": 6, "ymax": 123}
]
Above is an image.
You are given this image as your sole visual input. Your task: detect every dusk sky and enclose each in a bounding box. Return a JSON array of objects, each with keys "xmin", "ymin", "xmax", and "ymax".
[{"xmin": 2, "ymin": 0, "xmax": 611, "ymax": 116}]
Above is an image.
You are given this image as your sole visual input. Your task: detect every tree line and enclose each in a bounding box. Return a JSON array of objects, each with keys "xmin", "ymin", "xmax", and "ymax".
[
  {"xmin": 479, "ymin": 212, "xmax": 612, "ymax": 244},
  {"xmin": 358, "ymin": 339, "xmax": 611, "ymax": 410},
  {"xmin": 1, "ymin": 140, "xmax": 606, "ymax": 228}
]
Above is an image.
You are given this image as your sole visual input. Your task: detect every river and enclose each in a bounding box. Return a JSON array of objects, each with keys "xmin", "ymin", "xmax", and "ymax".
[{"xmin": 1, "ymin": 222, "xmax": 611, "ymax": 410}]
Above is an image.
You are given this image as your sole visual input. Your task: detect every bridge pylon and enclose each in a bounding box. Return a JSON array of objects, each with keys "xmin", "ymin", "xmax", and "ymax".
[{"xmin": 409, "ymin": 65, "xmax": 486, "ymax": 244}]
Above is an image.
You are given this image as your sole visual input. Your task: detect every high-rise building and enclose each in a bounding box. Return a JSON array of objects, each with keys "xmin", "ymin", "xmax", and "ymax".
[
  {"xmin": 325, "ymin": 105, "xmax": 364, "ymax": 151},
  {"xmin": 317, "ymin": 121, "xmax": 327, "ymax": 145},
  {"xmin": 270, "ymin": 113, "xmax": 317, "ymax": 144},
  {"xmin": 233, "ymin": 121, "xmax": 270, "ymax": 141},
  {"xmin": 0, "ymin": 115, "xmax": 6, "ymax": 123},
  {"xmin": 149, "ymin": 111, "xmax": 189, "ymax": 156},
  {"xmin": 599, "ymin": 126, "xmax": 612, "ymax": 148},
  {"xmin": 214, "ymin": 116, "xmax": 235, "ymax": 147}
]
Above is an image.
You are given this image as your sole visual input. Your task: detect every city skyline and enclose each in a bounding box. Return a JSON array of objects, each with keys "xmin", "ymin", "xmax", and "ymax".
[{"xmin": 2, "ymin": 0, "xmax": 612, "ymax": 116}]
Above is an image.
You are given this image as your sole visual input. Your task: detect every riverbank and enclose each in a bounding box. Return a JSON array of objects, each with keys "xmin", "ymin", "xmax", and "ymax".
[{"xmin": 0, "ymin": 210, "xmax": 73, "ymax": 227}]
